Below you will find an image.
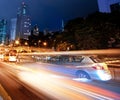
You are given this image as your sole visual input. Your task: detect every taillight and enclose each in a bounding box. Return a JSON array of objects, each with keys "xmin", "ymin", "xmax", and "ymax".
[{"xmin": 92, "ymin": 66, "xmax": 104, "ymax": 70}]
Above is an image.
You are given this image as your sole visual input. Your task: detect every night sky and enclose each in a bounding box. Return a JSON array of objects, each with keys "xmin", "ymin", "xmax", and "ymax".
[{"xmin": 0, "ymin": 0, "xmax": 98, "ymax": 31}]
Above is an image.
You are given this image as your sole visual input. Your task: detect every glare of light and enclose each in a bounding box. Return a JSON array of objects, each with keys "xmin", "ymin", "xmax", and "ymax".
[
  {"xmin": 15, "ymin": 40, "xmax": 19, "ymax": 45},
  {"xmin": 43, "ymin": 42, "xmax": 47, "ymax": 46},
  {"xmin": 73, "ymin": 78, "xmax": 91, "ymax": 82},
  {"xmin": 97, "ymin": 70, "xmax": 112, "ymax": 81}
]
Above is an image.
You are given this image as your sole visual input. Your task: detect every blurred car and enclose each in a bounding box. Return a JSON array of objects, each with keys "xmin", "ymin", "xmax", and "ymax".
[
  {"xmin": 9, "ymin": 55, "xmax": 17, "ymax": 62},
  {"xmin": 73, "ymin": 56, "xmax": 112, "ymax": 81},
  {"xmin": 3, "ymin": 50, "xmax": 17, "ymax": 62},
  {"xmin": 9, "ymin": 50, "xmax": 17, "ymax": 62},
  {"xmin": 41, "ymin": 55, "xmax": 112, "ymax": 81},
  {"xmin": 3, "ymin": 53, "xmax": 9, "ymax": 61},
  {"xmin": 0, "ymin": 53, "xmax": 4, "ymax": 60}
]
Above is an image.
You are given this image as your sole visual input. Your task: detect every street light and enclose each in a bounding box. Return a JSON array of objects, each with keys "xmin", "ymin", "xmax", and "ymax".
[
  {"xmin": 43, "ymin": 42, "xmax": 47, "ymax": 47},
  {"xmin": 24, "ymin": 42, "xmax": 28, "ymax": 46},
  {"xmin": 15, "ymin": 40, "xmax": 20, "ymax": 45}
]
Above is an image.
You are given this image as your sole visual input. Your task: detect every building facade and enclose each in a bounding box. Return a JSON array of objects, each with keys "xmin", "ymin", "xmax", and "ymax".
[
  {"xmin": 10, "ymin": 18, "xmax": 17, "ymax": 41},
  {"xmin": 0, "ymin": 19, "xmax": 7, "ymax": 45},
  {"xmin": 97, "ymin": 0, "xmax": 120, "ymax": 13},
  {"xmin": 16, "ymin": 2, "xmax": 31, "ymax": 40}
]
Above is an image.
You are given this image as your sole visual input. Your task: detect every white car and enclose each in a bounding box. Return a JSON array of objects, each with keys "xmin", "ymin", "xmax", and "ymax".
[
  {"xmin": 9, "ymin": 56, "xmax": 17, "ymax": 62},
  {"xmin": 39, "ymin": 55, "xmax": 112, "ymax": 81},
  {"xmin": 73, "ymin": 56, "xmax": 112, "ymax": 81}
]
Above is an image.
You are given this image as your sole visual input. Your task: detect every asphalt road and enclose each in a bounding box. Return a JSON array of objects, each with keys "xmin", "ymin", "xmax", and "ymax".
[
  {"xmin": 0, "ymin": 62, "xmax": 120, "ymax": 100},
  {"xmin": 0, "ymin": 62, "xmax": 54, "ymax": 100}
]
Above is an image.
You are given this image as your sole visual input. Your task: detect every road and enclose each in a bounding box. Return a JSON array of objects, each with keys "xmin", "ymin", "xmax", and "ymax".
[
  {"xmin": 0, "ymin": 62, "xmax": 55, "ymax": 100},
  {"xmin": 0, "ymin": 62, "xmax": 120, "ymax": 100}
]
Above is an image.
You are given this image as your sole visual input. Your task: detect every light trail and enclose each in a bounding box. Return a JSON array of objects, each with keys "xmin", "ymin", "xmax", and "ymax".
[
  {"xmin": 20, "ymin": 49, "xmax": 120, "ymax": 56},
  {"xmin": 60, "ymin": 83, "xmax": 114, "ymax": 100},
  {"xmin": 17, "ymin": 68, "xmax": 116, "ymax": 100},
  {"xmin": 2, "ymin": 62, "xmax": 120, "ymax": 100}
]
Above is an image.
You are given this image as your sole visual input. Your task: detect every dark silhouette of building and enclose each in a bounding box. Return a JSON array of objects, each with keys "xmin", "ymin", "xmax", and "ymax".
[
  {"xmin": 16, "ymin": 2, "xmax": 31, "ymax": 40},
  {"xmin": 97, "ymin": 0, "xmax": 120, "ymax": 13},
  {"xmin": 110, "ymin": 2, "xmax": 120, "ymax": 12}
]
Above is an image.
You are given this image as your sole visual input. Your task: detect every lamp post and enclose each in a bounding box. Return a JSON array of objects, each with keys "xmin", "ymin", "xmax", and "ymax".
[{"xmin": 43, "ymin": 42, "xmax": 47, "ymax": 48}]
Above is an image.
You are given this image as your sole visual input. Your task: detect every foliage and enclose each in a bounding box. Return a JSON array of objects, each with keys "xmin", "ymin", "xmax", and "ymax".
[
  {"xmin": 60, "ymin": 12, "xmax": 120, "ymax": 50},
  {"xmin": 28, "ymin": 12, "xmax": 120, "ymax": 50}
]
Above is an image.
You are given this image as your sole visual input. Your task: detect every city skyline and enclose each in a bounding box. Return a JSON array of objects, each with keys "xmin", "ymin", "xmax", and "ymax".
[{"xmin": 0, "ymin": 0, "xmax": 98, "ymax": 31}]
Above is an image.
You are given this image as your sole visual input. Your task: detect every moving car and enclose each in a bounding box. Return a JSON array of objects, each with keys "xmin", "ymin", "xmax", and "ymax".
[
  {"xmin": 38, "ymin": 55, "xmax": 112, "ymax": 81},
  {"xmin": 72, "ymin": 56, "xmax": 112, "ymax": 81},
  {"xmin": 9, "ymin": 50, "xmax": 17, "ymax": 62},
  {"xmin": 3, "ymin": 50, "xmax": 17, "ymax": 62}
]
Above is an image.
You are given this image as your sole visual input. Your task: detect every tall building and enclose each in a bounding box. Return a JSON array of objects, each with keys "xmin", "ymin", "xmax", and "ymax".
[
  {"xmin": 61, "ymin": 19, "xmax": 64, "ymax": 32},
  {"xmin": 0, "ymin": 19, "xmax": 7, "ymax": 45},
  {"xmin": 16, "ymin": 2, "xmax": 31, "ymax": 40},
  {"xmin": 10, "ymin": 18, "xmax": 17, "ymax": 41},
  {"xmin": 110, "ymin": 2, "xmax": 120, "ymax": 12},
  {"xmin": 33, "ymin": 25, "xmax": 39, "ymax": 36},
  {"xmin": 97, "ymin": 0, "xmax": 120, "ymax": 13}
]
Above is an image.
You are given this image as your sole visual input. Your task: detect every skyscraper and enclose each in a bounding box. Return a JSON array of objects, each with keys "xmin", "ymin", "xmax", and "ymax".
[
  {"xmin": 97, "ymin": 0, "xmax": 120, "ymax": 13},
  {"xmin": 10, "ymin": 18, "xmax": 17, "ymax": 41},
  {"xmin": 61, "ymin": 19, "xmax": 64, "ymax": 32},
  {"xmin": 16, "ymin": 2, "xmax": 31, "ymax": 40},
  {"xmin": 0, "ymin": 19, "xmax": 7, "ymax": 45}
]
